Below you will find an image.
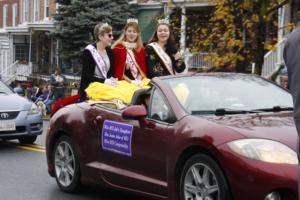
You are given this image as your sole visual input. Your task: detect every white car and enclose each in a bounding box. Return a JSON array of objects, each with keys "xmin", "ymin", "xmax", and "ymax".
[{"xmin": 0, "ymin": 80, "xmax": 43, "ymax": 143}]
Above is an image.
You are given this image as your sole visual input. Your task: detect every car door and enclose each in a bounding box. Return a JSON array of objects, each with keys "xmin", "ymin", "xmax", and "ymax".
[{"xmin": 95, "ymin": 87, "xmax": 175, "ymax": 197}]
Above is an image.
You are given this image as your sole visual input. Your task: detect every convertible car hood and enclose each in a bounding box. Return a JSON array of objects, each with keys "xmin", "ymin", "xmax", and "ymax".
[
  {"xmin": 0, "ymin": 94, "xmax": 31, "ymax": 110},
  {"xmin": 205, "ymin": 112, "xmax": 297, "ymax": 150}
]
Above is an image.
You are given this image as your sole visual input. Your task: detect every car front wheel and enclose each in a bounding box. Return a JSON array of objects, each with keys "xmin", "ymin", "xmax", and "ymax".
[
  {"xmin": 179, "ymin": 154, "xmax": 231, "ymax": 200},
  {"xmin": 53, "ymin": 135, "xmax": 80, "ymax": 193}
]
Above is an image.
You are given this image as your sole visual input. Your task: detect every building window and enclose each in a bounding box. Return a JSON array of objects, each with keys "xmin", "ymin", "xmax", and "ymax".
[
  {"xmin": 23, "ymin": 0, "xmax": 29, "ymax": 22},
  {"xmin": 45, "ymin": 0, "xmax": 49, "ymax": 19},
  {"xmin": 12, "ymin": 4, "xmax": 18, "ymax": 26},
  {"xmin": 33, "ymin": 0, "xmax": 39, "ymax": 21},
  {"xmin": 14, "ymin": 44, "xmax": 36, "ymax": 63},
  {"xmin": 15, "ymin": 44, "xmax": 29, "ymax": 63},
  {"xmin": 3, "ymin": 4, "xmax": 8, "ymax": 27}
]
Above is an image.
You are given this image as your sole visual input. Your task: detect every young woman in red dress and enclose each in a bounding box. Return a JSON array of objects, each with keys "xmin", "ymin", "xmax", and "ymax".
[{"xmin": 112, "ymin": 19, "xmax": 147, "ymax": 86}]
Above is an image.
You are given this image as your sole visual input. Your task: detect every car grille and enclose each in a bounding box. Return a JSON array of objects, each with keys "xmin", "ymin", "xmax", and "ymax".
[{"xmin": 0, "ymin": 111, "xmax": 19, "ymax": 120}]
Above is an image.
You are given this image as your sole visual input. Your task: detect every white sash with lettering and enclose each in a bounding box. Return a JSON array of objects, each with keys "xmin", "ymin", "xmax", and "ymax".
[
  {"xmin": 126, "ymin": 49, "xmax": 146, "ymax": 79},
  {"xmin": 85, "ymin": 44, "xmax": 107, "ymax": 79},
  {"xmin": 148, "ymin": 42, "xmax": 173, "ymax": 75}
]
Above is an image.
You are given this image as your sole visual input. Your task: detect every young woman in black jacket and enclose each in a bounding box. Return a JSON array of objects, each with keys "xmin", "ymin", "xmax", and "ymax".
[
  {"xmin": 79, "ymin": 23, "xmax": 116, "ymax": 101},
  {"xmin": 146, "ymin": 19, "xmax": 185, "ymax": 78}
]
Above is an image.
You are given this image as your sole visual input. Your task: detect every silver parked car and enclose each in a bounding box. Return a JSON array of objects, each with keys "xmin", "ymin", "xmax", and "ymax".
[{"xmin": 0, "ymin": 80, "xmax": 43, "ymax": 144}]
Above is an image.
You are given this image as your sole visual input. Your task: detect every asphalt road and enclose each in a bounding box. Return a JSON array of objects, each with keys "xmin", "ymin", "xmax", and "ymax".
[{"xmin": 0, "ymin": 120, "xmax": 146, "ymax": 200}]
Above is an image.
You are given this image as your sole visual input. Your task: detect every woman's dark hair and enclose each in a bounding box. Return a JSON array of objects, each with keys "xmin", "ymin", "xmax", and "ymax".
[
  {"xmin": 148, "ymin": 23, "xmax": 177, "ymax": 54},
  {"xmin": 165, "ymin": 41, "xmax": 178, "ymax": 55}
]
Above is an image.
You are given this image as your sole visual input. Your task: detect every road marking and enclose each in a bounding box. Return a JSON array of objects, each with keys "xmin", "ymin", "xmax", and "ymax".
[
  {"xmin": 25, "ymin": 144, "xmax": 45, "ymax": 150},
  {"xmin": 16, "ymin": 145, "xmax": 46, "ymax": 153},
  {"xmin": 0, "ymin": 141, "xmax": 46, "ymax": 153}
]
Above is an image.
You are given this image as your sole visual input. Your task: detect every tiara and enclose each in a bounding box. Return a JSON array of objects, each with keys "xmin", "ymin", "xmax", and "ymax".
[
  {"xmin": 127, "ymin": 18, "xmax": 138, "ymax": 24},
  {"xmin": 158, "ymin": 19, "xmax": 169, "ymax": 25},
  {"xmin": 100, "ymin": 23, "xmax": 109, "ymax": 29}
]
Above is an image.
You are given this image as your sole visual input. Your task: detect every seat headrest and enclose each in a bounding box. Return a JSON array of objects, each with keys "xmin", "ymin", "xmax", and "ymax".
[{"xmin": 131, "ymin": 88, "xmax": 151, "ymax": 105}]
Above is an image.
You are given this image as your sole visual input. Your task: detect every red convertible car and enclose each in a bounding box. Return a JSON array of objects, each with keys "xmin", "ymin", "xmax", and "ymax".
[{"xmin": 46, "ymin": 73, "xmax": 297, "ymax": 200}]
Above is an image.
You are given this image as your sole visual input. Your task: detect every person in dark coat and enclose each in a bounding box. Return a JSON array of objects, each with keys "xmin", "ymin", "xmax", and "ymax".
[
  {"xmin": 79, "ymin": 22, "xmax": 116, "ymax": 101},
  {"xmin": 283, "ymin": 21, "xmax": 300, "ymax": 199},
  {"xmin": 145, "ymin": 19, "xmax": 185, "ymax": 78},
  {"xmin": 50, "ymin": 68, "xmax": 67, "ymax": 101}
]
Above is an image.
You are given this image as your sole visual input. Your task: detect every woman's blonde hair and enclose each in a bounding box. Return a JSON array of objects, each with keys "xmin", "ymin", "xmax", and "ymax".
[
  {"xmin": 94, "ymin": 23, "xmax": 112, "ymax": 42},
  {"xmin": 112, "ymin": 22, "xmax": 144, "ymax": 52}
]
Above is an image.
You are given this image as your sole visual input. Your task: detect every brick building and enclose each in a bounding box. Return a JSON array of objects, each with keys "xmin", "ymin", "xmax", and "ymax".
[{"xmin": 0, "ymin": 0, "xmax": 57, "ymax": 83}]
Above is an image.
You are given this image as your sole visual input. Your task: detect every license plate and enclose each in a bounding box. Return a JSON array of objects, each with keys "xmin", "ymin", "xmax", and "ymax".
[{"xmin": 0, "ymin": 120, "xmax": 16, "ymax": 131}]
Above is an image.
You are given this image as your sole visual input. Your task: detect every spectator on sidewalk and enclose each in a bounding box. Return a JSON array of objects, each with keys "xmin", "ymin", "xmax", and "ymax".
[
  {"xmin": 31, "ymin": 83, "xmax": 43, "ymax": 102},
  {"xmin": 43, "ymin": 85, "xmax": 55, "ymax": 114},
  {"xmin": 34, "ymin": 85, "xmax": 49, "ymax": 103},
  {"xmin": 9, "ymin": 80, "xmax": 16, "ymax": 89},
  {"xmin": 283, "ymin": 21, "xmax": 300, "ymax": 200},
  {"xmin": 50, "ymin": 67, "xmax": 67, "ymax": 101},
  {"xmin": 25, "ymin": 82, "xmax": 33, "ymax": 100},
  {"xmin": 13, "ymin": 81, "xmax": 25, "ymax": 96}
]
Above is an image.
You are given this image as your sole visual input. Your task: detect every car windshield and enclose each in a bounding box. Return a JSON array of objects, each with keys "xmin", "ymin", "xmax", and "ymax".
[
  {"xmin": 164, "ymin": 74, "xmax": 293, "ymax": 115},
  {"xmin": 0, "ymin": 81, "xmax": 13, "ymax": 95}
]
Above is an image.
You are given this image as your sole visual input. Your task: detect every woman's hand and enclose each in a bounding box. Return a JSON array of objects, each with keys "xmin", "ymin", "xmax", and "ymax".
[
  {"xmin": 104, "ymin": 77, "xmax": 118, "ymax": 86},
  {"xmin": 131, "ymin": 79, "xmax": 143, "ymax": 87},
  {"xmin": 174, "ymin": 51, "xmax": 183, "ymax": 61}
]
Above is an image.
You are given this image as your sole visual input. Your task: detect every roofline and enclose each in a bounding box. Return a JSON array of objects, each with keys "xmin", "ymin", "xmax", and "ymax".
[
  {"xmin": 161, "ymin": 0, "xmax": 212, "ymax": 7},
  {"xmin": 4, "ymin": 21, "xmax": 55, "ymax": 33}
]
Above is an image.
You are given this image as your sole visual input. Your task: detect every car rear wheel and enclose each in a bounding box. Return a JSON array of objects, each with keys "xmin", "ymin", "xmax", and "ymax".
[
  {"xmin": 53, "ymin": 135, "xmax": 80, "ymax": 193},
  {"xmin": 18, "ymin": 136, "xmax": 37, "ymax": 144},
  {"xmin": 179, "ymin": 154, "xmax": 231, "ymax": 200}
]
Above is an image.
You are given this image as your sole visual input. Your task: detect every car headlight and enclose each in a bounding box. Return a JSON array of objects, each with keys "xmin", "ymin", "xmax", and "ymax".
[
  {"xmin": 227, "ymin": 139, "xmax": 298, "ymax": 165},
  {"xmin": 28, "ymin": 103, "xmax": 40, "ymax": 115}
]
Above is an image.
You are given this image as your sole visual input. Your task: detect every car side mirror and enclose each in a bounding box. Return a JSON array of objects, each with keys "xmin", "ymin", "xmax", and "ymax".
[
  {"xmin": 122, "ymin": 105, "xmax": 155, "ymax": 128},
  {"xmin": 122, "ymin": 105, "xmax": 147, "ymax": 120}
]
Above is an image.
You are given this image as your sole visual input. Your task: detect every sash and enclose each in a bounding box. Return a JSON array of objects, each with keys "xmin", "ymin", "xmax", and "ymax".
[
  {"xmin": 85, "ymin": 44, "xmax": 107, "ymax": 79},
  {"xmin": 148, "ymin": 42, "xmax": 173, "ymax": 75},
  {"xmin": 126, "ymin": 49, "xmax": 145, "ymax": 79}
]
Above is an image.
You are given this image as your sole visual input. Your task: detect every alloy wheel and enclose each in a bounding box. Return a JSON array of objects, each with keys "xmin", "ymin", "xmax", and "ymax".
[
  {"xmin": 183, "ymin": 163, "xmax": 219, "ymax": 200},
  {"xmin": 54, "ymin": 141, "xmax": 76, "ymax": 187}
]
